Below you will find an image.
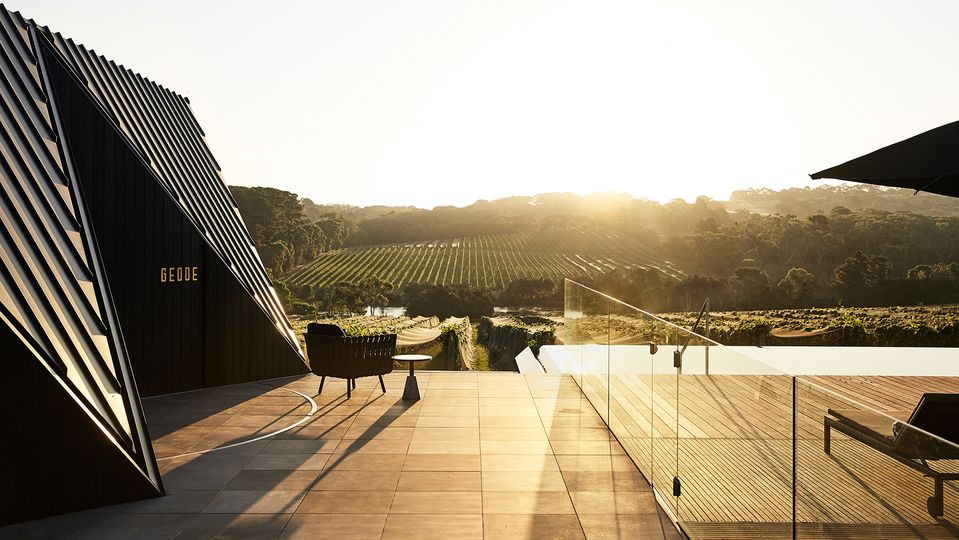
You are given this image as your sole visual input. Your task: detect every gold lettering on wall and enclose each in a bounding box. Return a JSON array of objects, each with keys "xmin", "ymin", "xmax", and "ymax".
[{"xmin": 160, "ymin": 266, "xmax": 199, "ymax": 283}]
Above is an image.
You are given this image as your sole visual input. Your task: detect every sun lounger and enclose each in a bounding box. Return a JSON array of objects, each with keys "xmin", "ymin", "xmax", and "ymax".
[{"xmin": 824, "ymin": 393, "xmax": 959, "ymax": 517}]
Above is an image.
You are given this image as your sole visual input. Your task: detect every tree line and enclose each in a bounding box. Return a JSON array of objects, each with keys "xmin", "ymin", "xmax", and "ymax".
[
  {"xmin": 230, "ymin": 186, "xmax": 356, "ymax": 275},
  {"xmin": 588, "ymin": 208, "xmax": 959, "ymax": 312},
  {"xmin": 234, "ymin": 184, "xmax": 959, "ymax": 315},
  {"xmin": 727, "ymin": 185, "xmax": 959, "ymax": 219}
]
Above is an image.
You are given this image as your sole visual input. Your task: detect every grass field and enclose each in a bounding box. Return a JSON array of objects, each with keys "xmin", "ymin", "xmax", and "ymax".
[{"xmin": 287, "ymin": 229, "xmax": 683, "ymax": 288}]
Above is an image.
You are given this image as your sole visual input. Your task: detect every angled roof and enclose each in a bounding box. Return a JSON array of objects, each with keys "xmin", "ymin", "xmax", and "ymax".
[
  {"xmin": 0, "ymin": 5, "xmax": 159, "ymax": 487},
  {"xmin": 37, "ymin": 25, "xmax": 300, "ymax": 351}
]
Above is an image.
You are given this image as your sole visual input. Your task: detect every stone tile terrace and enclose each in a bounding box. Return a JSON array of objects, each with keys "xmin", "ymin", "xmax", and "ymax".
[{"xmin": 1, "ymin": 372, "xmax": 678, "ymax": 539}]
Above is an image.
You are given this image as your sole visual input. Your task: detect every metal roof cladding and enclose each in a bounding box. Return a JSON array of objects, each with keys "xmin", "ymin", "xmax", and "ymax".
[
  {"xmin": 38, "ymin": 16, "xmax": 299, "ymax": 352},
  {"xmin": 0, "ymin": 4, "xmax": 162, "ymax": 507}
]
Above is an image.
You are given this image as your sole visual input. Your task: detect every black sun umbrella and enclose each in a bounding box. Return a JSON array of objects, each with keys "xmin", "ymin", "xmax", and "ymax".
[{"xmin": 810, "ymin": 119, "xmax": 959, "ymax": 198}]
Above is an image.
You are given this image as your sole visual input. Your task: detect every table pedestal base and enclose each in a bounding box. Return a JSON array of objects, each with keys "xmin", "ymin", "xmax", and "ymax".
[{"xmin": 402, "ymin": 375, "xmax": 420, "ymax": 401}]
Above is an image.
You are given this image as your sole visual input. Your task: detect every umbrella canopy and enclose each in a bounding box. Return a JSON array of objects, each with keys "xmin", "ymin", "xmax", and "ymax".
[{"xmin": 810, "ymin": 119, "xmax": 959, "ymax": 197}]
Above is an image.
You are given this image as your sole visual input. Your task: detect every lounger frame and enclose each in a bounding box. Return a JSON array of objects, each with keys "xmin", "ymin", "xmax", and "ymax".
[{"xmin": 825, "ymin": 409, "xmax": 959, "ymax": 517}]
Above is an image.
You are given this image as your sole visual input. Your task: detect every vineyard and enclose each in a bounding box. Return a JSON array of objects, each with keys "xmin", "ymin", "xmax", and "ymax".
[
  {"xmin": 287, "ymin": 229, "xmax": 683, "ymax": 289},
  {"xmin": 288, "ymin": 314, "xmax": 439, "ymax": 340},
  {"xmin": 649, "ymin": 305, "xmax": 959, "ymax": 347},
  {"xmin": 290, "ymin": 314, "xmax": 479, "ymax": 370}
]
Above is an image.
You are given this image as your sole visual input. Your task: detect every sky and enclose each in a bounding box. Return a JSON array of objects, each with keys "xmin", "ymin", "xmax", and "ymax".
[{"xmin": 15, "ymin": 0, "xmax": 959, "ymax": 208}]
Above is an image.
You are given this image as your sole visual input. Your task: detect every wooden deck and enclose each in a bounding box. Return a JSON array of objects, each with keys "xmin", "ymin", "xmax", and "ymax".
[{"xmin": 573, "ymin": 372, "xmax": 959, "ymax": 539}]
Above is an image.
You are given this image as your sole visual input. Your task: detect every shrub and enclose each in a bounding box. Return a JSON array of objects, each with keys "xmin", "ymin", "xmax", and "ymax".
[{"xmin": 827, "ymin": 311, "xmax": 873, "ymax": 345}]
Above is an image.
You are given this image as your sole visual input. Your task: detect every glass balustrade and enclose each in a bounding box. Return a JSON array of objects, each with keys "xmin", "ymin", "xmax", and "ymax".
[{"xmin": 562, "ymin": 279, "xmax": 959, "ymax": 539}]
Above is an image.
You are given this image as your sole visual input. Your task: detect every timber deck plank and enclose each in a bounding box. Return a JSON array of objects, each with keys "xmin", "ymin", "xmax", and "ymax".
[{"xmin": 579, "ymin": 373, "xmax": 959, "ymax": 539}]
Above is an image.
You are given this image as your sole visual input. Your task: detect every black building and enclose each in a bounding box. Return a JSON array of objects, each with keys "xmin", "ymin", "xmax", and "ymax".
[{"xmin": 0, "ymin": 5, "xmax": 309, "ymax": 524}]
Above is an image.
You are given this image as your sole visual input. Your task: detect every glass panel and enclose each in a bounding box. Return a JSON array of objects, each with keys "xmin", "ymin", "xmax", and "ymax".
[
  {"xmin": 564, "ymin": 279, "xmax": 959, "ymax": 539},
  {"xmin": 606, "ymin": 298, "xmax": 657, "ymax": 478},
  {"xmin": 648, "ymin": 312, "xmax": 680, "ymax": 518},
  {"xmin": 562, "ymin": 280, "xmax": 609, "ymax": 424},
  {"xmin": 562, "ymin": 279, "xmax": 584, "ymax": 386},
  {"xmin": 563, "ymin": 280, "xmax": 680, "ymax": 517},
  {"xmin": 581, "ymin": 300, "xmax": 610, "ymax": 427},
  {"xmin": 796, "ymin": 378, "xmax": 959, "ymax": 539},
  {"xmin": 677, "ymin": 342, "xmax": 793, "ymax": 538}
]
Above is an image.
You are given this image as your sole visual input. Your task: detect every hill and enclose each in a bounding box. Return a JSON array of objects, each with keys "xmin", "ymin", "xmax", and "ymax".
[
  {"xmin": 726, "ymin": 185, "xmax": 959, "ymax": 218},
  {"xmin": 233, "ymin": 184, "xmax": 959, "ymax": 315},
  {"xmin": 287, "ymin": 228, "xmax": 684, "ymax": 289},
  {"xmin": 300, "ymin": 200, "xmax": 419, "ymax": 223}
]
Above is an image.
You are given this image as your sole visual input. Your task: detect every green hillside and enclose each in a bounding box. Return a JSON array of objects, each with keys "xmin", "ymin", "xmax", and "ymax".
[
  {"xmin": 237, "ymin": 185, "xmax": 959, "ymax": 313},
  {"xmin": 287, "ymin": 228, "xmax": 684, "ymax": 289}
]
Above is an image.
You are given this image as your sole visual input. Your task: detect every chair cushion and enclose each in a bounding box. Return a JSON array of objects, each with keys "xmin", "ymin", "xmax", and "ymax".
[
  {"xmin": 827, "ymin": 408, "xmax": 910, "ymax": 445},
  {"xmin": 908, "ymin": 393, "xmax": 959, "ymax": 445},
  {"xmin": 307, "ymin": 323, "xmax": 346, "ymax": 336}
]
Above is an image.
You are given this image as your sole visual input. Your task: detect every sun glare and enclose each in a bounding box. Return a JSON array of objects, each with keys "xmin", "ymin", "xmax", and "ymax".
[{"xmin": 16, "ymin": 0, "xmax": 959, "ymax": 208}]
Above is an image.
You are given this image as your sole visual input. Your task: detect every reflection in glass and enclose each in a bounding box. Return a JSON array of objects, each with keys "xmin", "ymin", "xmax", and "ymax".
[{"xmin": 562, "ymin": 280, "xmax": 959, "ymax": 539}]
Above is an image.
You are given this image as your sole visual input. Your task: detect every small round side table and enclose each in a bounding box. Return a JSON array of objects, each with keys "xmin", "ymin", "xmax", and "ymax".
[{"xmin": 392, "ymin": 354, "xmax": 431, "ymax": 401}]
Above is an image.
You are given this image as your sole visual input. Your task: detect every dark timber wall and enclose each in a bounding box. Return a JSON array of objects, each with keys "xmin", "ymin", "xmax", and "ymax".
[
  {"xmin": 0, "ymin": 318, "xmax": 160, "ymax": 524},
  {"xmin": 40, "ymin": 39, "xmax": 308, "ymax": 396}
]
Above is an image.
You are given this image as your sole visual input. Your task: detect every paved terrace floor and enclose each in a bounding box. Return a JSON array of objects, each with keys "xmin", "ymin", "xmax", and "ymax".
[{"xmin": 2, "ymin": 372, "xmax": 680, "ymax": 539}]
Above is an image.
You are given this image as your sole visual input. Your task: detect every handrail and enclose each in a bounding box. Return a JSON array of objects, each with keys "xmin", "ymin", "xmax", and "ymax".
[
  {"xmin": 565, "ymin": 279, "xmax": 721, "ymax": 346},
  {"xmin": 679, "ymin": 298, "xmax": 710, "ymax": 356},
  {"xmin": 673, "ymin": 298, "xmax": 709, "ymax": 371}
]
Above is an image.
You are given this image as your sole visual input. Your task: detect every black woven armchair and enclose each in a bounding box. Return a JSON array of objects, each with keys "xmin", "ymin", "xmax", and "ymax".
[{"xmin": 305, "ymin": 326, "xmax": 396, "ymax": 399}]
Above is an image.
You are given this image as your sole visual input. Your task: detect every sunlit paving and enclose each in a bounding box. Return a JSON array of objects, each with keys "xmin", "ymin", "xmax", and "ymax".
[{"xmin": 1, "ymin": 372, "xmax": 678, "ymax": 539}]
